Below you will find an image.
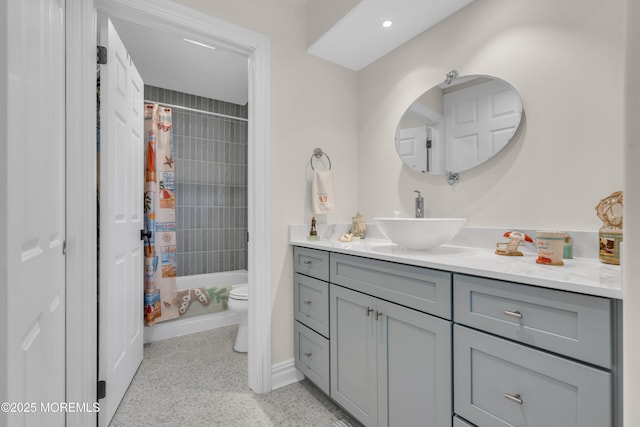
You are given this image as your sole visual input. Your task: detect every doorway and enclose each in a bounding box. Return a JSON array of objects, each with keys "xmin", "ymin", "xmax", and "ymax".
[{"xmin": 66, "ymin": 1, "xmax": 272, "ymax": 424}]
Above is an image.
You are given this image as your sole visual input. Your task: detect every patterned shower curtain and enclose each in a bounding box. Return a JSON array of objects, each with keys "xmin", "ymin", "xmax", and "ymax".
[{"xmin": 143, "ymin": 104, "xmax": 179, "ymax": 325}]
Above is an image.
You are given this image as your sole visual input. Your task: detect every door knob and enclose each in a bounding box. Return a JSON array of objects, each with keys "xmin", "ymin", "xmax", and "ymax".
[{"xmin": 140, "ymin": 229, "xmax": 152, "ymax": 240}]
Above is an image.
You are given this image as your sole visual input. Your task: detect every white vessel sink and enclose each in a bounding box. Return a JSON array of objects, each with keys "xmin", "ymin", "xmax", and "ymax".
[{"xmin": 374, "ymin": 218, "xmax": 467, "ymax": 250}]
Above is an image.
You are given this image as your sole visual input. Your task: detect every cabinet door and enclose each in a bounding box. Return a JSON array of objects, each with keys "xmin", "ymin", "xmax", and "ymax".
[
  {"xmin": 377, "ymin": 300, "xmax": 452, "ymax": 427},
  {"xmin": 330, "ymin": 284, "xmax": 378, "ymax": 427}
]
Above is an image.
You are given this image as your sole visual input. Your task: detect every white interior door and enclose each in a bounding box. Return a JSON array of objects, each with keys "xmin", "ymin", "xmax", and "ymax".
[
  {"xmin": 98, "ymin": 16, "xmax": 144, "ymax": 426},
  {"xmin": 397, "ymin": 126, "xmax": 428, "ymax": 173},
  {"xmin": 444, "ymin": 79, "xmax": 522, "ymax": 172},
  {"xmin": 3, "ymin": 0, "xmax": 66, "ymax": 425}
]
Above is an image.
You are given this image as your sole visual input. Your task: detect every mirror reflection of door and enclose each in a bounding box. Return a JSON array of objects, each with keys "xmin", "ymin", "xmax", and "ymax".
[
  {"xmin": 395, "ymin": 74, "xmax": 523, "ymax": 176},
  {"xmin": 444, "ymin": 78, "xmax": 522, "ymax": 172},
  {"xmin": 397, "ymin": 126, "xmax": 428, "ymax": 172}
]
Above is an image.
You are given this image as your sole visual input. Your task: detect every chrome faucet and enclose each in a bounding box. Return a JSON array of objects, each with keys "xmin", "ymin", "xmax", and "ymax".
[{"xmin": 414, "ymin": 190, "xmax": 424, "ymax": 218}]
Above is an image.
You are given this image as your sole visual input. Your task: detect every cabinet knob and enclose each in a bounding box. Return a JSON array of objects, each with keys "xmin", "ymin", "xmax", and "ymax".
[
  {"xmin": 303, "ymin": 260, "xmax": 312, "ymax": 265},
  {"xmin": 504, "ymin": 393, "xmax": 523, "ymax": 405},
  {"xmin": 304, "ymin": 352, "xmax": 312, "ymax": 358},
  {"xmin": 303, "ymin": 300, "xmax": 312, "ymax": 305},
  {"xmin": 503, "ymin": 310, "xmax": 523, "ymax": 319}
]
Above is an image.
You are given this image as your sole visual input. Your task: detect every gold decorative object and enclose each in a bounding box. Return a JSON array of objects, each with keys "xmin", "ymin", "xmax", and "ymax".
[
  {"xmin": 595, "ymin": 191, "xmax": 623, "ymax": 265},
  {"xmin": 308, "ymin": 217, "xmax": 319, "ymax": 241}
]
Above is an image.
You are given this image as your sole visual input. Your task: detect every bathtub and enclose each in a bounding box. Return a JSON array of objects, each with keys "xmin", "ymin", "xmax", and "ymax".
[{"xmin": 143, "ymin": 270, "xmax": 247, "ymax": 343}]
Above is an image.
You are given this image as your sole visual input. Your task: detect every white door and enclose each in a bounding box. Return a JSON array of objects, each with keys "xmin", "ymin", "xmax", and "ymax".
[
  {"xmin": 3, "ymin": 0, "xmax": 66, "ymax": 425},
  {"xmin": 444, "ymin": 79, "xmax": 522, "ymax": 172},
  {"xmin": 98, "ymin": 16, "xmax": 145, "ymax": 425},
  {"xmin": 396, "ymin": 126, "xmax": 428, "ymax": 173}
]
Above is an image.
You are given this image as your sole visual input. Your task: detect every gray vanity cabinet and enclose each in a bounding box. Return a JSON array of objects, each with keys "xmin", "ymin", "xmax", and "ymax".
[
  {"xmin": 453, "ymin": 274, "xmax": 617, "ymax": 427},
  {"xmin": 330, "ymin": 253, "xmax": 452, "ymax": 427},
  {"xmin": 292, "ymin": 245, "xmax": 620, "ymax": 427},
  {"xmin": 330, "ymin": 284, "xmax": 452, "ymax": 427},
  {"xmin": 293, "ymin": 247, "xmax": 331, "ymax": 394}
]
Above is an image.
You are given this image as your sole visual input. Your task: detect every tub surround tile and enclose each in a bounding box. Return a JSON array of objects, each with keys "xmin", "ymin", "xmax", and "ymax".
[{"xmin": 145, "ymin": 85, "xmax": 247, "ymax": 277}]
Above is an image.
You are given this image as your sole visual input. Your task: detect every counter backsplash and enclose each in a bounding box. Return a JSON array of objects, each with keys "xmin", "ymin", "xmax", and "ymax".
[{"xmin": 291, "ymin": 223, "xmax": 600, "ymax": 259}]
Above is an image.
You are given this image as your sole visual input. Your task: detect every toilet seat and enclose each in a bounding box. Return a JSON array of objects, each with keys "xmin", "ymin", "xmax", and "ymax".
[{"xmin": 229, "ymin": 285, "xmax": 248, "ymax": 301}]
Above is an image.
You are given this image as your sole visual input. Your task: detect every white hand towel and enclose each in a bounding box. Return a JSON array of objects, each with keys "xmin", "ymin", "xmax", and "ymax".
[{"xmin": 312, "ymin": 170, "xmax": 335, "ymax": 214}]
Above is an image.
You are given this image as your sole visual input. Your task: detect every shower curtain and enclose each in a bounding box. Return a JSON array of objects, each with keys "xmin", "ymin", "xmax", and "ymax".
[{"xmin": 143, "ymin": 104, "xmax": 179, "ymax": 325}]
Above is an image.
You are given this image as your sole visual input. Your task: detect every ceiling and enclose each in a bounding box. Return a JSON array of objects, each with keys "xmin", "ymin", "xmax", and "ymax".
[
  {"xmin": 110, "ymin": 17, "xmax": 249, "ymax": 105},
  {"xmin": 108, "ymin": 0, "xmax": 474, "ymax": 105},
  {"xmin": 307, "ymin": 0, "xmax": 475, "ymax": 71}
]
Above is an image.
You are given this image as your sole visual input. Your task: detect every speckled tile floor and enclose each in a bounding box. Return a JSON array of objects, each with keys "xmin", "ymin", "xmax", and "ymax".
[{"xmin": 109, "ymin": 325, "xmax": 361, "ymax": 427}]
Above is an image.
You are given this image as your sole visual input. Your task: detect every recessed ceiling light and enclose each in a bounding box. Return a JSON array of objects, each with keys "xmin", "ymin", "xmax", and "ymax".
[
  {"xmin": 183, "ymin": 38, "xmax": 217, "ymax": 51},
  {"xmin": 382, "ymin": 20, "xmax": 393, "ymax": 28}
]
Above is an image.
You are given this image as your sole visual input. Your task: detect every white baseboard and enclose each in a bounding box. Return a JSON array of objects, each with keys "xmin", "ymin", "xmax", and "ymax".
[{"xmin": 271, "ymin": 358, "xmax": 304, "ymax": 390}]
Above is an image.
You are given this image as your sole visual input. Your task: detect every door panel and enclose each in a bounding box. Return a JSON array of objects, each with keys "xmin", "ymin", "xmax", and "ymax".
[
  {"xmin": 98, "ymin": 15, "xmax": 144, "ymax": 426},
  {"xmin": 330, "ymin": 284, "xmax": 378, "ymax": 427},
  {"xmin": 4, "ymin": 0, "xmax": 66, "ymax": 425},
  {"xmin": 378, "ymin": 300, "xmax": 452, "ymax": 427}
]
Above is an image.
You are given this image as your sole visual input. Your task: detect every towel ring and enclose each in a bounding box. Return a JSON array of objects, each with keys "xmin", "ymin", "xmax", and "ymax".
[{"xmin": 310, "ymin": 147, "xmax": 332, "ymax": 170}]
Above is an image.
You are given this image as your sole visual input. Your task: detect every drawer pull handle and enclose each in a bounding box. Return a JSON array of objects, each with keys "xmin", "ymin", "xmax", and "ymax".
[
  {"xmin": 303, "ymin": 300, "xmax": 312, "ymax": 305},
  {"xmin": 504, "ymin": 310, "xmax": 523, "ymax": 319},
  {"xmin": 366, "ymin": 307, "xmax": 373, "ymax": 316},
  {"xmin": 303, "ymin": 260, "xmax": 312, "ymax": 265},
  {"xmin": 375, "ymin": 311, "xmax": 383, "ymax": 320},
  {"xmin": 304, "ymin": 352, "xmax": 312, "ymax": 358},
  {"xmin": 504, "ymin": 393, "xmax": 523, "ymax": 405}
]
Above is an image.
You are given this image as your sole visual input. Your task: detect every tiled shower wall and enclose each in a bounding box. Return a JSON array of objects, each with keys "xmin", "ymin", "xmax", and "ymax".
[{"xmin": 144, "ymin": 85, "xmax": 248, "ymax": 276}]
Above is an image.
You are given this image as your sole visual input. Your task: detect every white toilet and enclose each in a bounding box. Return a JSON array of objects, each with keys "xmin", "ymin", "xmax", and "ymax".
[{"xmin": 228, "ymin": 284, "xmax": 249, "ymax": 352}]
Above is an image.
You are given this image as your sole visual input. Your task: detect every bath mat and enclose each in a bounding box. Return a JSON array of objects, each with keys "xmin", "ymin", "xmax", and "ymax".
[{"xmin": 328, "ymin": 420, "xmax": 352, "ymax": 427}]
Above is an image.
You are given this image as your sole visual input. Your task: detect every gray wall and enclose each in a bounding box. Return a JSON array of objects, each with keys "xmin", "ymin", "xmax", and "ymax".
[{"xmin": 144, "ymin": 85, "xmax": 248, "ymax": 276}]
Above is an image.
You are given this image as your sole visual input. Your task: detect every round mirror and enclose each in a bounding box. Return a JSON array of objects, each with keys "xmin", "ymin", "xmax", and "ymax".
[{"xmin": 395, "ymin": 72, "xmax": 523, "ymax": 176}]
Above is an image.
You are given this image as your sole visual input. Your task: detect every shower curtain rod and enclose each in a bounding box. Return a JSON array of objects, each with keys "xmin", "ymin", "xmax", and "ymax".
[{"xmin": 144, "ymin": 99, "xmax": 248, "ymax": 122}]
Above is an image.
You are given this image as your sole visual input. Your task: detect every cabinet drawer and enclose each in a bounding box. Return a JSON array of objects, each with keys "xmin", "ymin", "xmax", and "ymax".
[
  {"xmin": 294, "ymin": 273, "xmax": 329, "ymax": 337},
  {"xmin": 330, "ymin": 253, "xmax": 451, "ymax": 319},
  {"xmin": 454, "ymin": 325, "xmax": 611, "ymax": 427},
  {"xmin": 293, "ymin": 246, "xmax": 329, "ymax": 281},
  {"xmin": 294, "ymin": 321, "xmax": 330, "ymax": 395},
  {"xmin": 453, "ymin": 274, "xmax": 612, "ymax": 368}
]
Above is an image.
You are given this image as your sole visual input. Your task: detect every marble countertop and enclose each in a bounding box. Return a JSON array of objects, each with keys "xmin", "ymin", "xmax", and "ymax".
[{"xmin": 289, "ymin": 225, "xmax": 623, "ymax": 299}]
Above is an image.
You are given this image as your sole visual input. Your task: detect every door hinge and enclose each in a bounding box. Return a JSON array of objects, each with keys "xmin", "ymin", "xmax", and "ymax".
[
  {"xmin": 97, "ymin": 380, "xmax": 106, "ymax": 400},
  {"xmin": 97, "ymin": 46, "xmax": 107, "ymax": 65},
  {"xmin": 62, "ymin": 240, "xmax": 67, "ymax": 256}
]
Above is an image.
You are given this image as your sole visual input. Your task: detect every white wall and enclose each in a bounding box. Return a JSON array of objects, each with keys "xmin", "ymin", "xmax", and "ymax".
[
  {"xmin": 624, "ymin": 0, "xmax": 639, "ymax": 421},
  {"xmin": 358, "ymin": 0, "xmax": 625, "ymax": 231},
  {"xmin": 175, "ymin": 0, "xmax": 359, "ymax": 364},
  {"xmin": 174, "ymin": 0, "xmax": 628, "ymax": 379}
]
